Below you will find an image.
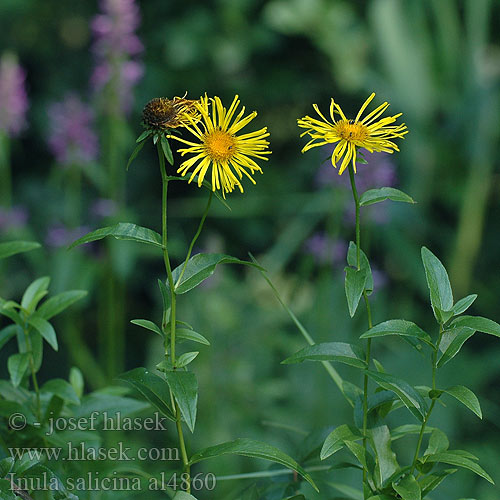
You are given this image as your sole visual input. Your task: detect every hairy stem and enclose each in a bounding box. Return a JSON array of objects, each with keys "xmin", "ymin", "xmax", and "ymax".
[{"xmin": 157, "ymin": 142, "xmax": 191, "ymax": 491}]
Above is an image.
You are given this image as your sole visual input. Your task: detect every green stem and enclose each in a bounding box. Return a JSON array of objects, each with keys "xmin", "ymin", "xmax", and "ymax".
[
  {"xmin": 24, "ymin": 325, "xmax": 41, "ymax": 419},
  {"xmin": 175, "ymin": 191, "xmax": 213, "ymax": 289},
  {"xmin": 348, "ymin": 163, "xmax": 372, "ymax": 496},
  {"xmin": 157, "ymin": 142, "xmax": 191, "ymax": 492}
]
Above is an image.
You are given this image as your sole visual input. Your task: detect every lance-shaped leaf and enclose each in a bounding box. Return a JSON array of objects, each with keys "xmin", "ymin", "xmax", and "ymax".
[
  {"xmin": 172, "ymin": 253, "xmax": 263, "ymax": 294},
  {"xmin": 361, "ymin": 320, "xmax": 433, "ymax": 348},
  {"xmin": 8, "ymin": 353, "xmax": 30, "ymax": 387},
  {"xmin": 164, "ymin": 371, "xmax": 198, "ymax": 432},
  {"xmin": 359, "ymin": 187, "xmax": 415, "ymax": 207},
  {"xmin": 451, "ymin": 315, "xmax": 500, "ymax": 338},
  {"xmin": 450, "ymin": 295, "xmax": 477, "ymax": 316},
  {"xmin": 126, "ymin": 139, "xmax": 146, "ymax": 170},
  {"xmin": 69, "ymin": 223, "xmax": 162, "ymax": 249},
  {"xmin": 130, "ymin": 319, "xmax": 163, "ymax": 337},
  {"xmin": 437, "ymin": 327, "xmax": 476, "ymax": 367},
  {"xmin": 347, "ymin": 242, "xmax": 373, "ymax": 294},
  {"xmin": 344, "ymin": 266, "xmax": 367, "ymax": 317},
  {"xmin": 320, "ymin": 424, "xmax": 363, "ymax": 460},
  {"xmin": 41, "ymin": 379, "xmax": 80, "ymax": 405},
  {"xmin": 424, "ymin": 429, "xmax": 449, "ymax": 456},
  {"xmin": 37, "ymin": 290, "xmax": 87, "ymax": 320},
  {"xmin": 161, "ymin": 136, "xmax": 174, "ymax": 165},
  {"xmin": 189, "ymin": 438, "xmax": 318, "ymax": 492},
  {"xmin": 116, "ymin": 367, "xmax": 175, "ymax": 421},
  {"xmin": 443, "ymin": 385, "xmax": 482, "ymax": 419},
  {"xmin": 21, "ymin": 277, "xmax": 50, "ymax": 313},
  {"xmin": 0, "ymin": 241, "xmax": 40, "ymax": 260},
  {"xmin": 420, "ymin": 469, "xmax": 457, "ymax": 496},
  {"xmin": 423, "ymin": 451, "xmax": 493, "ymax": 483},
  {"xmin": 282, "ymin": 342, "xmax": 366, "ymax": 369},
  {"xmin": 365, "ymin": 371, "xmax": 427, "ymax": 422},
  {"xmin": 370, "ymin": 425, "xmax": 399, "ymax": 488},
  {"xmin": 28, "ymin": 315, "xmax": 58, "ymax": 351},
  {"xmin": 421, "ymin": 247, "xmax": 453, "ymax": 322}
]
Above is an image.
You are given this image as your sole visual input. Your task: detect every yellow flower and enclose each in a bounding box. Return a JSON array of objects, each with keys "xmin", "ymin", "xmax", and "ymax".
[
  {"xmin": 298, "ymin": 93, "xmax": 408, "ymax": 175},
  {"xmin": 169, "ymin": 95, "xmax": 271, "ymax": 196},
  {"xmin": 142, "ymin": 96, "xmax": 200, "ymax": 131}
]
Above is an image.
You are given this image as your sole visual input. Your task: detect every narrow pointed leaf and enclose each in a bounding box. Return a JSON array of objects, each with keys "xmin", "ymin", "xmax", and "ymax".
[
  {"xmin": 21, "ymin": 277, "xmax": 50, "ymax": 312},
  {"xmin": 126, "ymin": 140, "xmax": 146, "ymax": 170},
  {"xmin": 370, "ymin": 425, "xmax": 399, "ymax": 488},
  {"xmin": 347, "ymin": 242, "xmax": 373, "ymax": 294},
  {"xmin": 283, "ymin": 342, "xmax": 366, "ymax": 369},
  {"xmin": 175, "ymin": 328, "xmax": 210, "ymax": 346},
  {"xmin": 344, "ymin": 266, "xmax": 367, "ymax": 317},
  {"xmin": 131, "ymin": 319, "xmax": 163, "ymax": 337},
  {"xmin": 392, "ymin": 475, "xmax": 421, "ymax": 500},
  {"xmin": 164, "ymin": 371, "xmax": 198, "ymax": 433},
  {"xmin": 176, "ymin": 351, "xmax": 199, "ymax": 368},
  {"xmin": 365, "ymin": 370, "xmax": 427, "ymax": 421},
  {"xmin": 28, "ymin": 315, "xmax": 58, "ymax": 351},
  {"xmin": 359, "ymin": 187, "xmax": 415, "ymax": 206},
  {"xmin": 136, "ymin": 130, "xmax": 152, "ymax": 143},
  {"xmin": 420, "ymin": 469, "xmax": 457, "ymax": 496},
  {"xmin": 424, "ymin": 429, "xmax": 449, "ymax": 456},
  {"xmin": 41, "ymin": 379, "xmax": 80, "ymax": 405},
  {"xmin": 8, "ymin": 353, "xmax": 30, "ymax": 387},
  {"xmin": 69, "ymin": 223, "xmax": 162, "ymax": 249},
  {"xmin": 321, "ymin": 424, "xmax": 363, "ymax": 460},
  {"xmin": 361, "ymin": 320, "xmax": 433, "ymax": 348},
  {"xmin": 172, "ymin": 253, "xmax": 263, "ymax": 294},
  {"xmin": 37, "ymin": 290, "xmax": 87, "ymax": 320},
  {"xmin": 437, "ymin": 327, "xmax": 475, "ymax": 367},
  {"xmin": 421, "ymin": 247, "xmax": 453, "ymax": 320},
  {"xmin": 0, "ymin": 325, "xmax": 17, "ymax": 350},
  {"xmin": 116, "ymin": 367, "xmax": 175, "ymax": 421},
  {"xmin": 188, "ymin": 438, "xmax": 318, "ymax": 492},
  {"xmin": 444, "ymin": 385, "xmax": 482, "ymax": 419},
  {"xmin": 450, "ymin": 295, "xmax": 477, "ymax": 316},
  {"xmin": 0, "ymin": 241, "xmax": 40, "ymax": 260},
  {"xmin": 161, "ymin": 136, "xmax": 174, "ymax": 165},
  {"xmin": 157, "ymin": 279, "xmax": 171, "ymax": 313},
  {"xmin": 451, "ymin": 315, "xmax": 500, "ymax": 338},
  {"xmin": 424, "ymin": 451, "xmax": 493, "ymax": 483}
]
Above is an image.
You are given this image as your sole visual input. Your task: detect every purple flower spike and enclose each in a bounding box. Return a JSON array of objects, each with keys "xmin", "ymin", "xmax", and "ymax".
[
  {"xmin": 90, "ymin": 0, "xmax": 144, "ymax": 114},
  {"xmin": 0, "ymin": 53, "xmax": 28, "ymax": 138},
  {"xmin": 47, "ymin": 94, "xmax": 99, "ymax": 166}
]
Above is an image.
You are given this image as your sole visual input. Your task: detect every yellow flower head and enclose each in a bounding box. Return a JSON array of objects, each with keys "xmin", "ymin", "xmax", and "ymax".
[
  {"xmin": 169, "ymin": 95, "xmax": 271, "ymax": 196},
  {"xmin": 298, "ymin": 93, "xmax": 408, "ymax": 175},
  {"xmin": 142, "ymin": 96, "xmax": 200, "ymax": 131}
]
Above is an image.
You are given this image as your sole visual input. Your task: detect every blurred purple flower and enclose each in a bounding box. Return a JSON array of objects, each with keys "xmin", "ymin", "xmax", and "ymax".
[
  {"xmin": 45, "ymin": 224, "xmax": 90, "ymax": 248},
  {"xmin": 0, "ymin": 53, "xmax": 28, "ymax": 138},
  {"xmin": 0, "ymin": 206, "xmax": 28, "ymax": 230},
  {"xmin": 47, "ymin": 94, "xmax": 98, "ymax": 166},
  {"xmin": 90, "ymin": 0, "xmax": 144, "ymax": 114},
  {"xmin": 91, "ymin": 198, "xmax": 117, "ymax": 218},
  {"xmin": 304, "ymin": 233, "xmax": 347, "ymax": 266}
]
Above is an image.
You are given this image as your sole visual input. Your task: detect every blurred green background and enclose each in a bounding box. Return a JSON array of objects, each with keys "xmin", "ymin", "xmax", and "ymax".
[{"xmin": 1, "ymin": 0, "xmax": 499, "ymax": 498}]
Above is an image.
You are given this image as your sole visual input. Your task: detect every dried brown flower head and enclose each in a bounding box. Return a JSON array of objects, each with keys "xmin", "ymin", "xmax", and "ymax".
[{"xmin": 142, "ymin": 96, "xmax": 200, "ymax": 131}]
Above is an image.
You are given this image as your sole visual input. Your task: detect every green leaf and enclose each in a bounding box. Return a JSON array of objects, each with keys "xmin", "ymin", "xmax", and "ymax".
[
  {"xmin": 28, "ymin": 315, "xmax": 58, "ymax": 351},
  {"xmin": 320, "ymin": 424, "xmax": 363, "ymax": 460},
  {"xmin": 424, "ymin": 428, "xmax": 449, "ymax": 456},
  {"xmin": 347, "ymin": 242, "xmax": 373, "ymax": 294},
  {"xmin": 161, "ymin": 136, "xmax": 174, "ymax": 165},
  {"xmin": 21, "ymin": 277, "xmax": 50, "ymax": 312},
  {"xmin": 282, "ymin": 342, "xmax": 366, "ymax": 369},
  {"xmin": 69, "ymin": 367, "xmax": 84, "ymax": 399},
  {"xmin": 359, "ymin": 187, "xmax": 415, "ymax": 207},
  {"xmin": 37, "ymin": 290, "xmax": 87, "ymax": 320},
  {"xmin": 366, "ymin": 496, "xmax": 394, "ymax": 500},
  {"xmin": 0, "ymin": 479, "xmax": 16, "ymax": 499},
  {"xmin": 41, "ymin": 379, "xmax": 80, "ymax": 405},
  {"xmin": 360, "ymin": 320, "xmax": 433, "ymax": 348},
  {"xmin": 164, "ymin": 371, "xmax": 198, "ymax": 432},
  {"xmin": 126, "ymin": 139, "xmax": 146, "ymax": 170},
  {"xmin": 421, "ymin": 247, "xmax": 453, "ymax": 321},
  {"xmin": 424, "ymin": 451, "xmax": 493, "ymax": 483},
  {"xmin": 392, "ymin": 475, "xmax": 421, "ymax": 500},
  {"xmin": 420, "ymin": 469, "xmax": 457, "ymax": 496},
  {"xmin": 365, "ymin": 371, "xmax": 427, "ymax": 422},
  {"xmin": 370, "ymin": 425, "xmax": 399, "ymax": 488},
  {"xmin": 131, "ymin": 319, "xmax": 163, "ymax": 337},
  {"xmin": 0, "ymin": 299, "xmax": 22, "ymax": 324},
  {"xmin": 391, "ymin": 424, "xmax": 434, "ymax": 441},
  {"xmin": 451, "ymin": 315, "xmax": 500, "ymax": 337},
  {"xmin": 176, "ymin": 351, "xmax": 199, "ymax": 368},
  {"xmin": 0, "ymin": 325, "xmax": 17, "ymax": 350},
  {"xmin": 172, "ymin": 253, "xmax": 262, "ymax": 294},
  {"xmin": 116, "ymin": 367, "xmax": 175, "ymax": 421},
  {"xmin": 437, "ymin": 327, "xmax": 476, "ymax": 367},
  {"xmin": 69, "ymin": 223, "xmax": 162, "ymax": 249},
  {"xmin": 173, "ymin": 493, "xmax": 198, "ymax": 500},
  {"xmin": 136, "ymin": 129, "xmax": 152, "ymax": 143},
  {"xmin": 158, "ymin": 279, "xmax": 171, "ymax": 314},
  {"xmin": 175, "ymin": 328, "xmax": 210, "ymax": 346},
  {"xmin": 444, "ymin": 385, "xmax": 482, "ymax": 419},
  {"xmin": 189, "ymin": 438, "xmax": 319, "ymax": 492},
  {"xmin": 8, "ymin": 353, "xmax": 30, "ymax": 387},
  {"xmin": 344, "ymin": 266, "xmax": 367, "ymax": 317},
  {"xmin": 450, "ymin": 295, "xmax": 477, "ymax": 316},
  {"xmin": 0, "ymin": 241, "xmax": 40, "ymax": 260}
]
